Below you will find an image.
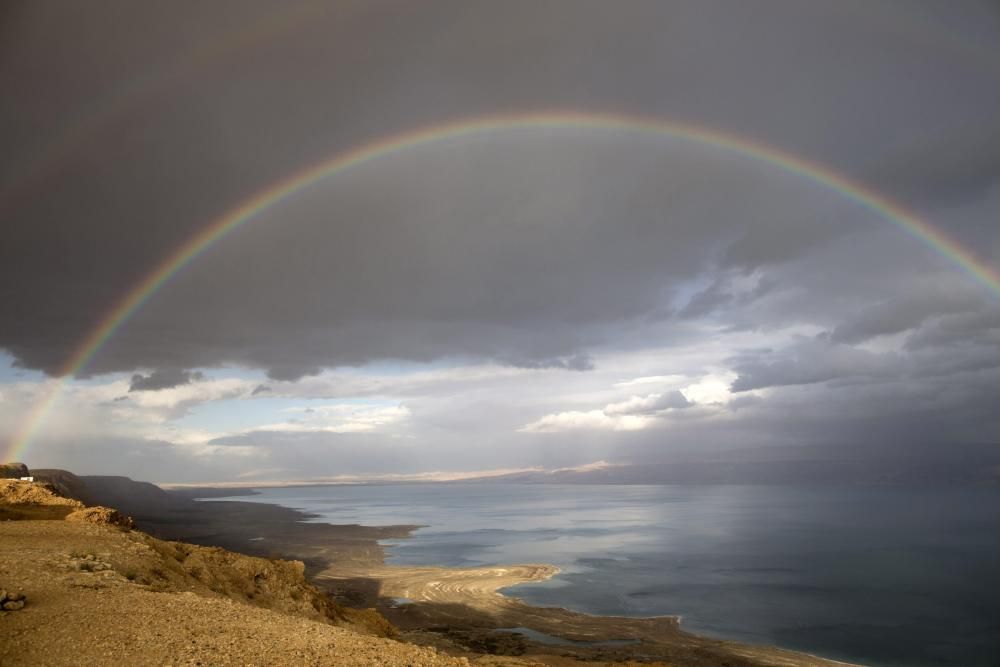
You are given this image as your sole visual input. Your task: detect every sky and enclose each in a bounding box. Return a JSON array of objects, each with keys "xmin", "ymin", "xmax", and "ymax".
[{"xmin": 1, "ymin": 1, "xmax": 999, "ymax": 483}]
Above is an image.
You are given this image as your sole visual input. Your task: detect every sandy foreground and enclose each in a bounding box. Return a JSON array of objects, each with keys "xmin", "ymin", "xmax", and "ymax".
[{"xmin": 0, "ymin": 520, "xmax": 466, "ymax": 667}]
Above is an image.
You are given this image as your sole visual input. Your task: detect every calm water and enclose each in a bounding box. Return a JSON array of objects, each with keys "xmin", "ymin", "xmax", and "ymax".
[{"xmin": 215, "ymin": 483, "xmax": 1000, "ymax": 666}]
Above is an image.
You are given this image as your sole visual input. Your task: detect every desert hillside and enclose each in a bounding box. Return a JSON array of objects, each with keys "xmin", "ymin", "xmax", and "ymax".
[{"xmin": 0, "ymin": 478, "xmax": 503, "ymax": 666}]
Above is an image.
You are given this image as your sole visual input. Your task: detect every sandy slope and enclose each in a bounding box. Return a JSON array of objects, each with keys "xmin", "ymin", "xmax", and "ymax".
[{"xmin": 0, "ymin": 516, "xmax": 467, "ymax": 665}]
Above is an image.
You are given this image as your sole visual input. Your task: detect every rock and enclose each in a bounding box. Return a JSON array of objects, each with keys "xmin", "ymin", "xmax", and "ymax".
[
  {"xmin": 29, "ymin": 469, "xmax": 95, "ymax": 505},
  {"xmin": 0, "ymin": 462, "xmax": 29, "ymax": 479},
  {"xmin": 0, "ymin": 479, "xmax": 83, "ymax": 506},
  {"xmin": 0, "ymin": 589, "xmax": 25, "ymax": 605},
  {"xmin": 2, "ymin": 599, "xmax": 25, "ymax": 611},
  {"xmin": 64, "ymin": 506, "xmax": 135, "ymax": 529}
]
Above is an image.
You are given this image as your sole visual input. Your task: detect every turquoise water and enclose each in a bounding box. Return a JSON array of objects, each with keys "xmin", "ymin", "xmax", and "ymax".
[{"xmin": 216, "ymin": 483, "xmax": 1000, "ymax": 666}]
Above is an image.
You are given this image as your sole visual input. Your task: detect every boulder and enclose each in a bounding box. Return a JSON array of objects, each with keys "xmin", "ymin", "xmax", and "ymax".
[
  {"xmin": 0, "ymin": 462, "xmax": 29, "ymax": 479},
  {"xmin": 0, "ymin": 590, "xmax": 25, "ymax": 611},
  {"xmin": 64, "ymin": 506, "xmax": 135, "ymax": 529},
  {"xmin": 0, "ymin": 479, "xmax": 83, "ymax": 507}
]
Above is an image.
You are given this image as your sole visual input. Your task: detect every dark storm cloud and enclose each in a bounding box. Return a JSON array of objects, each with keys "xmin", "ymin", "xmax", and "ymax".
[
  {"xmin": 265, "ymin": 364, "xmax": 323, "ymax": 382},
  {"xmin": 677, "ymin": 281, "xmax": 736, "ymax": 320},
  {"xmin": 830, "ymin": 289, "xmax": 982, "ymax": 344},
  {"xmin": 905, "ymin": 309, "xmax": 1000, "ymax": 351},
  {"xmin": 8, "ymin": 126, "xmax": 860, "ymax": 378},
  {"xmin": 730, "ymin": 306, "xmax": 1000, "ymax": 393},
  {"xmin": 500, "ymin": 353, "xmax": 595, "ymax": 372},
  {"xmin": 128, "ymin": 368, "xmax": 204, "ymax": 392},
  {"xmin": 730, "ymin": 337, "xmax": 901, "ymax": 392},
  {"xmin": 1, "ymin": 0, "xmax": 998, "ymax": 389},
  {"xmin": 630, "ymin": 369, "xmax": 1000, "ymax": 465},
  {"xmin": 862, "ymin": 121, "xmax": 1000, "ymax": 206},
  {"xmin": 678, "ymin": 273, "xmax": 777, "ymax": 320}
]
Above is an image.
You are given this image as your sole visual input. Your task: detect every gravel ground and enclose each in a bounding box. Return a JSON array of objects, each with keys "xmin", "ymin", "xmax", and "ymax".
[{"xmin": 0, "ymin": 520, "xmax": 470, "ymax": 666}]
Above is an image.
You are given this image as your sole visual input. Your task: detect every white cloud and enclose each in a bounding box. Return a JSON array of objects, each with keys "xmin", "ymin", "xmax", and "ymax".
[
  {"xmin": 123, "ymin": 378, "xmax": 257, "ymax": 411},
  {"xmin": 256, "ymin": 403, "xmax": 411, "ymax": 434},
  {"xmin": 680, "ymin": 373, "xmax": 738, "ymax": 404},
  {"xmin": 603, "ymin": 391, "xmax": 690, "ymax": 415},
  {"xmin": 520, "ymin": 409, "xmax": 652, "ymax": 433},
  {"xmin": 551, "ymin": 460, "xmax": 619, "ymax": 473},
  {"xmin": 612, "ymin": 374, "xmax": 686, "ymax": 389},
  {"xmin": 519, "ymin": 371, "xmax": 738, "ymax": 433}
]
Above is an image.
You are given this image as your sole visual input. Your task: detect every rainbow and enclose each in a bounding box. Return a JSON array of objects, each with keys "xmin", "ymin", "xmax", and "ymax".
[{"xmin": 5, "ymin": 110, "xmax": 998, "ymax": 463}]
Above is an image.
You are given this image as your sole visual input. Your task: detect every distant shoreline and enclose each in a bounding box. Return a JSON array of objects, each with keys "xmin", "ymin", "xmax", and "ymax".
[{"xmin": 155, "ymin": 484, "xmax": 858, "ymax": 666}]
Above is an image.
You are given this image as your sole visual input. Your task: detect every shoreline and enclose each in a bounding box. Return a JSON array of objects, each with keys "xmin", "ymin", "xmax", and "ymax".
[
  {"xmin": 324, "ymin": 563, "xmax": 564, "ymax": 606},
  {"xmin": 311, "ymin": 530, "xmax": 857, "ymax": 667},
  {"xmin": 116, "ymin": 484, "xmax": 858, "ymax": 666}
]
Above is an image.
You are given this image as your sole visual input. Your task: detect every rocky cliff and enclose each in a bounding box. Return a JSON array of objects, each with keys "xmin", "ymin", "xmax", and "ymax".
[{"xmin": 0, "ymin": 478, "xmax": 479, "ymax": 666}]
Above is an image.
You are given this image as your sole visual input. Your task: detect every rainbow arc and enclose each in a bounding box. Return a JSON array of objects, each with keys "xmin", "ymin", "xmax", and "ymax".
[{"xmin": 5, "ymin": 111, "xmax": 997, "ymax": 462}]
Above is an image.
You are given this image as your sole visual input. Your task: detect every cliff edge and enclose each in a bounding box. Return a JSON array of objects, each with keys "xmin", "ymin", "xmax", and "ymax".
[{"xmin": 0, "ymin": 478, "xmax": 477, "ymax": 666}]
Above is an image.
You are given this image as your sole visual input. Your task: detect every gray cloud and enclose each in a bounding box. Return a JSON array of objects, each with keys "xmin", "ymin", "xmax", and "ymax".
[
  {"xmin": 863, "ymin": 121, "xmax": 1000, "ymax": 206},
  {"xmin": 501, "ymin": 353, "xmax": 595, "ymax": 372},
  {"xmin": 906, "ymin": 309, "xmax": 1000, "ymax": 351},
  {"xmin": 678, "ymin": 273, "xmax": 777, "ymax": 320},
  {"xmin": 2, "ymin": 0, "xmax": 999, "ymax": 380},
  {"xmin": 1, "ymin": 1, "xmax": 999, "ymax": 479},
  {"xmin": 831, "ymin": 290, "xmax": 981, "ymax": 344},
  {"xmin": 604, "ymin": 390, "xmax": 691, "ymax": 416},
  {"xmin": 129, "ymin": 368, "xmax": 204, "ymax": 392},
  {"xmin": 5, "ymin": 131, "xmax": 862, "ymax": 378},
  {"xmin": 730, "ymin": 337, "xmax": 902, "ymax": 392}
]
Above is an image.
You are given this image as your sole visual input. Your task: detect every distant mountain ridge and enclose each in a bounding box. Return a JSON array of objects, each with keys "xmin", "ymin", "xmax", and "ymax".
[
  {"xmin": 13, "ymin": 440, "xmax": 1000, "ymax": 495},
  {"xmin": 467, "ymin": 443, "xmax": 1000, "ymax": 485},
  {"xmin": 29, "ymin": 469, "xmax": 95, "ymax": 505},
  {"xmin": 15, "ymin": 469, "xmax": 195, "ymax": 520}
]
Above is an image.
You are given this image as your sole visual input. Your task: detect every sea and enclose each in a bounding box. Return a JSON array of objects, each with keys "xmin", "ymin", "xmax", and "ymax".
[{"xmin": 212, "ymin": 483, "xmax": 1000, "ymax": 667}]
